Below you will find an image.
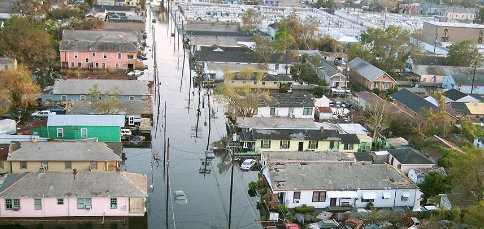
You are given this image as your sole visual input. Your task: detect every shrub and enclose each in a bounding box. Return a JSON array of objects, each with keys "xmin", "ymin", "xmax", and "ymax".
[
  {"xmin": 318, "ymin": 79, "xmax": 327, "ymax": 86},
  {"xmin": 263, "ymin": 193, "xmax": 271, "ymax": 202},
  {"xmin": 372, "ymin": 88, "xmax": 380, "ymax": 95},
  {"xmin": 295, "ymin": 204, "xmax": 315, "ymax": 214},
  {"xmin": 314, "ymin": 86, "xmax": 325, "ymax": 97},
  {"xmin": 366, "ymin": 202, "xmax": 374, "ymax": 210},
  {"xmin": 248, "ymin": 181, "xmax": 258, "ymax": 191}
]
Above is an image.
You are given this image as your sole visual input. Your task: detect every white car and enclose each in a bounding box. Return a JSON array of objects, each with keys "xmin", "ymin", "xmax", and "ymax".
[
  {"xmin": 174, "ymin": 190, "xmax": 187, "ymax": 204},
  {"xmin": 31, "ymin": 110, "xmax": 56, "ymax": 118},
  {"xmin": 241, "ymin": 159, "xmax": 256, "ymax": 171},
  {"xmin": 121, "ymin": 128, "xmax": 132, "ymax": 137},
  {"xmin": 127, "ymin": 70, "xmax": 144, "ymax": 77}
]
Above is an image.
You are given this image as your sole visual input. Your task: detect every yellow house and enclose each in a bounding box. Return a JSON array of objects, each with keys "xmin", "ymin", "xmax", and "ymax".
[
  {"xmin": 7, "ymin": 141, "xmax": 121, "ymax": 174},
  {"xmin": 0, "ymin": 145, "xmax": 11, "ymax": 174},
  {"xmin": 224, "ymin": 74, "xmax": 293, "ymax": 90},
  {"xmin": 250, "ymin": 129, "xmax": 360, "ymax": 154}
]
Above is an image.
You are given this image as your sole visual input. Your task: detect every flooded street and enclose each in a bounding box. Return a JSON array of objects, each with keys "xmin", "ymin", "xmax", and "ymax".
[{"xmin": 122, "ymin": 2, "xmax": 261, "ymax": 229}]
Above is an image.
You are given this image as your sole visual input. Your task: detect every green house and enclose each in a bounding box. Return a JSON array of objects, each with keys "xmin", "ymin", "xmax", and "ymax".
[{"xmin": 31, "ymin": 115, "xmax": 125, "ymax": 142}]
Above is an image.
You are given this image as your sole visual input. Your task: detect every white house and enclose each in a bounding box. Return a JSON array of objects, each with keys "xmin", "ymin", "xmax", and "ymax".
[
  {"xmin": 388, "ymin": 148, "xmax": 435, "ymax": 174},
  {"xmin": 255, "ymin": 93, "xmax": 314, "ymax": 119},
  {"xmin": 0, "ymin": 172, "xmax": 147, "ymax": 217},
  {"xmin": 263, "ymin": 163, "xmax": 419, "ymax": 209},
  {"xmin": 473, "ymin": 138, "xmax": 484, "ymax": 148},
  {"xmin": 443, "ymin": 89, "xmax": 480, "ymax": 103},
  {"xmin": 443, "ymin": 74, "xmax": 484, "ymax": 95},
  {"xmin": 408, "ymin": 168, "xmax": 446, "ymax": 185}
]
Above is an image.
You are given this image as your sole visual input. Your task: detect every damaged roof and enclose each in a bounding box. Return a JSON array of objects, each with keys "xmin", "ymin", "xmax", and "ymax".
[{"xmin": 253, "ymin": 129, "xmax": 360, "ymax": 144}]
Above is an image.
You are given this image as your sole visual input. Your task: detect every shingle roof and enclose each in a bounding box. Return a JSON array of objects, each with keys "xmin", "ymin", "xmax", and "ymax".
[
  {"xmin": 348, "ymin": 57, "xmax": 386, "ymax": 82},
  {"xmin": 449, "ymin": 74, "xmax": 484, "ymax": 86},
  {"xmin": 253, "ymin": 129, "xmax": 360, "ymax": 144},
  {"xmin": 195, "ymin": 46, "xmax": 287, "ymax": 64},
  {"xmin": 267, "ymin": 163, "xmax": 417, "ymax": 191},
  {"xmin": 263, "ymin": 151, "xmax": 354, "ymax": 163},
  {"xmin": 318, "ymin": 60, "xmax": 340, "ymax": 78},
  {"xmin": 52, "ymin": 79, "xmax": 150, "ymax": 96},
  {"xmin": 8, "ymin": 142, "xmax": 121, "ymax": 162},
  {"xmin": 388, "ymin": 148, "xmax": 434, "ymax": 164},
  {"xmin": 47, "ymin": 115, "xmax": 125, "ymax": 127},
  {"xmin": 60, "ymin": 30, "xmax": 138, "ymax": 52},
  {"xmin": 444, "ymin": 89, "xmax": 467, "ymax": 101},
  {"xmin": 449, "ymin": 102, "xmax": 471, "ymax": 114},
  {"xmin": 354, "ymin": 152, "xmax": 373, "ymax": 162},
  {"xmin": 390, "ymin": 88, "xmax": 436, "ymax": 115},
  {"xmin": 92, "ymin": 5, "xmax": 136, "ymax": 12},
  {"xmin": 0, "ymin": 57, "xmax": 15, "ymax": 65},
  {"xmin": 261, "ymin": 93, "xmax": 314, "ymax": 107},
  {"xmin": 0, "ymin": 172, "xmax": 147, "ymax": 198},
  {"xmin": 236, "ymin": 117, "xmax": 317, "ymax": 130},
  {"xmin": 67, "ymin": 100, "xmax": 152, "ymax": 115},
  {"xmin": 411, "ymin": 54, "xmax": 446, "ymax": 66},
  {"xmin": 186, "ymin": 30, "xmax": 254, "ymax": 37}
]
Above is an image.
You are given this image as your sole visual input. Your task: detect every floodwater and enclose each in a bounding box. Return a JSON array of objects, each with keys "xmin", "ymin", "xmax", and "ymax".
[{"xmin": 122, "ymin": 2, "xmax": 261, "ymax": 229}]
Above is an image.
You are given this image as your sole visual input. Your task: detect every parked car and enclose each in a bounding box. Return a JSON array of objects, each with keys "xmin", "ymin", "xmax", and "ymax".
[
  {"xmin": 44, "ymin": 105, "xmax": 66, "ymax": 114},
  {"xmin": 174, "ymin": 190, "xmax": 187, "ymax": 204},
  {"xmin": 285, "ymin": 223, "xmax": 300, "ymax": 229},
  {"xmin": 152, "ymin": 19, "xmax": 156, "ymax": 23},
  {"xmin": 138, "ymin": 55, "xmax": 148, "ymax": 60},
  {"xmin": 127, "ymin": 70, "xmax": 144, "ymax": 77},
  {"xmin": 130, "ymin": 135, "xmax": 145, "ymax": 146},
  {"xmin": 240, "ymin": 159, "xmax": 256, "ymax": 171},
  {"xmin": 121, "ymin": 128, "xmax": 132, "ymax": 137},
  {"xmin": 205, "ymin": 150, "xmax": 215, "ymax": 159},
  {"xmin": 31, "ymin": 110, "xmax": 56, "ymax": 118}
]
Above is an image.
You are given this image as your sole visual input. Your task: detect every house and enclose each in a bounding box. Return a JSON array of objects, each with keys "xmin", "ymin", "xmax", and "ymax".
[
  {"xmin": 235, "ymin": 117, "xmax": 318, "ymax": 131},
  {"xmin": 260, "ymin": 151, "xmax": 355, "ymax": 168},
  {"xmin": 0, "ymin": 57, "xmax": 17, "ymax": 71},
  {"xmin": 386, "ymin": 137, "xmax": 409, "ymax": 149},
  {"xmin": 313, "ymin": 60, "xmax": 348, "ymax": 88},
  {"xmin": 267, "ymin": 22, "xmax": 278, "ymax": 41},
  {"xmin": 263, "ymin": 163, "xmax": 419, "ymax": 209},
  {"xmin": 443, "ymin": 89, "xmax": 480, "ymax": 103},
  {"xmin": 473, "ymin": 138, "xmax": 484, "ymax": 148},
  {"xmin": 224, "ymin": 73, "xmax": 293, "ymax": 90},
  {"xmin": 399, "ymin": 3, "xmax": 420, "ymax": 15},
  {"xmin": 42, "ymin": 79, "xmax": 151, "ymax": 105},
  {"xmin": 388, "ymin": 148, "xmax": 435, "ymax": 174},
  {"xmin": 7, "ymin": 141, "xmax": 121, "ymax": 173},
  {"xmin": 91, "ymin": 5, "xmax": 137, "ymax": 16},
  {"xmin": 85, "ymin": 7, "xmax": 107, "ymax": 18},
  {"xmin": 0, "ymin": 144, "xmax": 10, "ymax": 174},
  {"xmin": 464, "ymin": 102, "xmax": 484, "ymax": 121},
  {"xmin": 446, "ymin": 7, "xmax": 476, "ymax": 22},
  {"xmin": 443, "ymin": 74, "xmax": 484, "ymax": 94},
  {"xmin": 59, "ymin": 30, "xmax": 138, "ymax": 70},
  {"xmin": 425, "ymin": 135, "xmax": 463, "ymax": 162},
  {"xmin": 0, "ymin": 172, "xmax": 147, "ymax": 217},
  {"xmin": 348, "ymin": 58, "xmax": 396, "ymax": 91},
  {"xmin": 316, "ymin": 107, "xmax": 333, "ymax": 120},
  {"xmin": 255, "ymin": 93, "xmax": 314, "ymax": 118},
  {"xmin": 404, "ymin": 54, "xmax": 448, "ymax": 84},
  {"xmin": 31, "ymin": 115, "xmax": 125, "ymax": 142},
  {"xmin": 408, "ymin": 167, "xmax": 446, "ymax": 185}
]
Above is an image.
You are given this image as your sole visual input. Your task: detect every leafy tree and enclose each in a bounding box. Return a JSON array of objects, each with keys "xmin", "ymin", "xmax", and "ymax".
[
  {"xmin": 292, "ymin": 63, "xmax": 318, "ymax": 84},
  {"xmin": 318, "ymin": 79, "xmax": 326, "ymax": 86},
  {"xmin": 459, "ymin": 117, "xmax": 481, "ymax": 141},
  {"xmin": 317, "ymin": 35, "xmax": 338, "ymax": 52},
  {"xmin": 274, "ymin": 32, "xmax": 296, "ymax": 53},
  {"xmin": 88, "ymin": 84, "xmax": 122, "ymax": 114},
  {"xmin": 347, "ymin": 43, "xmax": 371, "ymax": 62},
  {"xmin": 463, "ymin": 201, "xmax": 484, "ymax": 228},
  {"xmin": 14, "ymin": 0, "xmax": 56, "ymax": 22},
  {"xmin": 448, "ymin": 147, "xmax": 484, "ymax": 203},
  {"xmin": 361, "ymin": 101, "xmax": 390, "ymax": 143},
  {"xmin": 85, "ymin": 0, "xmax": 97, "ymax": 8},
  {"xmin": 316, "ymin": 0, "xmax": 335, "ymax": 9},
  {"xmin": 0, "ymin": 17, "xmax": 56, "ymax": 82},
  {"xmin": 314, "ymin": 86, "xmax": 325, "ymax": 97},
  {"xmin": 0, "ymin": 66, "xmax": 40, "ymax": 114},
  {"xmin": 475, "ymin": 8, "xmax": 484, "ymax": 24},
  {"xmin": 241, "ymin": 8, "xmax": 261, "ymax": 32},
  {"xmin": 446, "ymin": 40, "xmax": 481, "ymax": 67},
  {"xmin": 69, "ymin": 17, "xmax": 104, "ymax": 30},
  {"xmin": 277, "ymin": 13, "xmax": 319, "ymax": 50},
  {"xmin": 252, "ymin": 35, "xmax": 274, "ymax": 64},
  {"xmin": 425, "ymin": 91, "xmax": 452, "ymax": 137},
  {"xmin": 47, "ymin": 7, "xmax": 84, "ymax": 20},
  {"xmin": 421, "ymin": 171, "xmax": 448, "ymax": 197}
]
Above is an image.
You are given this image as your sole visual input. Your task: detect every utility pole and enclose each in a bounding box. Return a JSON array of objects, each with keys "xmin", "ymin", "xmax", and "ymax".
[
  {"xmin": 165, "ymin": 138, "xmax": 170, "ymax": 229},
  {"xmin": 228, "ymin": 126, "xmax": 237, "ymax": 229},
  {"xmin": 163, "ymin": 101, "xmax": 167, "ymax": 180},
  {"xmin": 206, "ymin": 77, "xmax": 211, "ymax": 151}
]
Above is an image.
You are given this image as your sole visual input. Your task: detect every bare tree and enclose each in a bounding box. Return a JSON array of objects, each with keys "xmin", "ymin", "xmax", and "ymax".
[{"xmin": 88, "ymin": 84, "xmax": 122, "ymax": 114}]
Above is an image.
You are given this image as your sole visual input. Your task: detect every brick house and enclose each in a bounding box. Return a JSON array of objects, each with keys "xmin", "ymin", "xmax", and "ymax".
[{"xmin": 348, "ymin": 58, "xmax": 396, "ymax": 91}]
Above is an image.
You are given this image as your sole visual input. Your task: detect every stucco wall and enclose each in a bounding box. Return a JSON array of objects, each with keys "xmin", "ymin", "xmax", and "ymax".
[
  {"xmin": 10, "ymin": 161, "xmax": 117, "ymax": 173},
  {"xmin": 60, "ymin": 51, "xmax": 137, "ymax": 70},
  {"xmin": 255, "ymin": 107, "xmax": 314, "ymax": 118},
  {"xmin": 254, "ymin": 139, "xmax": 358, "ymax": 153}
]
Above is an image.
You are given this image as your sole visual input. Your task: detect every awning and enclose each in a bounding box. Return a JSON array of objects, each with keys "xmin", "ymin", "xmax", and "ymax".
[
  {"xmin": 327, "ymin": 191, "xmax": 358, "ymax": 198},
  {"xmin": 383, "ymin": 192, "xmax": 392, "ymax": 199},
  {"xmin": 362, "ymin": 192, "xmax": 377, "ymax": 200},
  {"xmin": 402, "ymin": 191, "xmax": 411, "ymax": 198}
]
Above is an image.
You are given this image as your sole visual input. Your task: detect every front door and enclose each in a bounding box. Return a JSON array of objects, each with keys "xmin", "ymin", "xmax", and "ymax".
[
  {"xmin": 330, "ymin": 198, "xmax": 337, "ymax": 206},
  {"xmin": 298, "ymin": 142, "xmax": 303, "ymax": 151}
]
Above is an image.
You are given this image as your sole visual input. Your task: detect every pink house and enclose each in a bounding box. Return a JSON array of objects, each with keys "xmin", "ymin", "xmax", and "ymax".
[
  {"xmin": 60, "ymin": 30, "xmax": 139, "ymax": 70},
  {"xmin": 0, "ymin": 172, "xmax": 147, "ymax": 217}
]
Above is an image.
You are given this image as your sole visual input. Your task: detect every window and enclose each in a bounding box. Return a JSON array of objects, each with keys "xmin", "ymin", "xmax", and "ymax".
[
  {"xmin": 129, "ymin": 96, "xmax": 135, "ymax": 100},
  {"xmin": 308, "ymin": 141, "xmax": 318, "ymax": 149},
  {"xmin": 312, "ymin": 191, "xmax": 326, "ymax": 202},
  {"xmin": 71, "ymin": 62, "xmax": 74, "ymax": 68},
  {"xmin": 349, "ymin": 144, "xmax": 354, "ymax": 150},
  {"xmin": 0, "ymin": 161, "xmax": 4, "ymax": 169},
  {"xmin": 5, "ymin": 199, "xmax": 20, "ymax": 210},
  {"xmin": 80, "ymin": 95, "xmax": 86, "ymax": 100},
  {"xmin": 91, "ymin": 161, "xmax": 98, "ymax": 170},
  {"xmin": 103, "ymin": 52, "xmax": 107, "ymax": 59},
  {"xmin": 95, "ymin": 63, "xmax": 99, "ymax": 68},
  {"xmin": 270, "ymin": 107, "xmax": 276, "ymax": 116},
  {"xmin": 280, "ymin": 140, "xmax": 290, "ymax": 149},
  {"xmin": 57, "ymin": 198, "xmax": 64, "ymax": 205},
  {"xmin": 117, "ymin": 53, "xmax": 122, "ymax": 59},
  {"xmin": 127, "ymin": 54, "xmax": 134, "ymax": 59},
  {"xmin": 65, "ymin": 161, "xmax": 72, "ymax": 169},
  {"xmin": 275, "ymin": 64, "xmax": 279, "ymax": 70},
  {"xmin": 294, "ymin": 192, "xmax": 301, "ymax": 200},
  {"xmin": 344, "ymin": 144, "xmax": 349, "ymax": 150},
  {"xmin": 262, "ymin": 82, "xmax": 266, "ymax": 85},
  {"xmin": 329, "ymin": 141, "xmax": 335, "ymax": 149},
  {"xmin": 57, "ymin": 128, "xmax": 63, "ymax": 138},
  {"xmin": 81, "ymin": 128, "xmax": 88, "ymax": 138},
  {"xmin": 110, "ymin": 198, "xmax": 117, "ymax": 209},
  {"xmin": 361, "ymin": 198, "xmax": 374, "ymax": 203},
  {"xmin": 92, "ymin": 52, "xmax": 96, "ymax": 57},
  {"xmin": 41, "ymin": 161, "xmax": 48, "ymax": 169},
  {"xmin": 61, "ymin": 95, "xmax": 67, "ymax": 101},
  {"xmin": 115, "ymin": 63, "xmax": 119, "ymax": 69},
  {"xmin": 85, "ymin": 58, "xmax": 89, "ymax": 63},
  {"xmin": 77, "ymin": 198, "xmax": 92, "ymax": 209},
  {"xmin": 77, "ymin": 62, "xmax": 82, "ymax": 68},
  {"xmin": 261, "ymin": 140, "xmax": 271, "ymax": 149},
  {"xmin": 20, "ymin": 161, "xmax": 27, "ymax": 169},
  {"xmin": 274, "ymin": 82, "xmax": 277, "ymax": 84},
  {"xmin": 74, "ymin": 52, "xmax": 78, "ymax": 58},
  {"xmin": 34, "ymin": 199, "xmax": 42, "ymax": 210},
  {"xmin": 303, "ymin": 107, "xmax": 312, "ymax": 115}
]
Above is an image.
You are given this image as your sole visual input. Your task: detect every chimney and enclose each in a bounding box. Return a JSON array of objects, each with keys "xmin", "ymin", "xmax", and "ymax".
[{"xmin": 73, "ymin": 169, "xmax": 78, "ymax": 180}]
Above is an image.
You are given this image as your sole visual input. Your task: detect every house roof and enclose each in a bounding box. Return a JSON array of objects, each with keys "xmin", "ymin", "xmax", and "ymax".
[
  {"xmin": 318, "ymin": 60, "xmax": 340, "ymax": 78},
  {"xmin": 336, "ymin": 123, "xmax": 368, "ymax": 135},
  {"xmin": 262, "ymin": 151, "xmax": 354, "ymax": 163},
  {"xmin": 449, "ymin": 102, "xmax": 471, "ymax": 114},
  {"xmin": 353, "ymin": 152, "xmax": 373, "ymax": 162},
  {"xmin": 348, "ymin": 57, "xmax": 386, "ymax": 82},
  {"xmin": 444, "ymin": 89, "xmax": 467, "ymax": 101},
  {"xmin": 412, "ymin": 66, "xmax": 484, "ymax": 77},
  {"xmin": 47, "ymin": 115, "xmax": 125, "ymax": 127},
  {"xmin": 185, "ymin": 23, "xmax": 240, "ymax": 33},
  {"xmin": 356, "ymin": 91, "xmax": 384, "ymax": 107},
  {"xmin": 390, "ymin": 88, "xmax": 436, "ymax": 115},
  {"xmin": 92, "ymin": 5, "xmax": 136, "ymax": 12},
  {"xmin": 236, "ymin": 117, "xmax": 317, "ymax": 130},
  {"xmin": 317, "ymin": 107, "xmax": 332, "ymax": 113},
  {"xmin": 60, "ymin": 30, "xmax": 138, "ymax": 52},
  {"xmin": 8, "ymin": 141, "xmax": 121, "ymax": 162},
  {"xmin": 449, "ymin": 73, "xmax": 484, "ymax": 86},
  {"xmin": 195, "ymin": 46, "xmax": 287, "ymax": 64},
  {"xmin": 411, "ymin": 54, "xmax": 446, "ymax": 66},
  {"xmin": 0, "ymin": 172, "xmax": 147, "ymax": 198},
  {"xmin": 465, "ymin": 102, "xmax": 484, "ymax": 114},
  {"xmin": 252, "ymin": 129, "xmax": 360, "ymax": 144},
  {"xmin": 261, "ymin": 93, "xmax": 314, "ymax": 107},
  {"xmin": 186, "ymin": 30, "xmax": 254, "ymax": 37},
  {"xmin": 67, "ymin": 100, "xmax": 152, "ymax": 115},
  {"xmin": 52, "ymin": 79, "xmax": 150, "ymax": 96},
  {"xmin": 388, "ymin": 148, "xmax": 435, "ymax": 165},
  {"xmin": 189, "ymin": 35, "xmax": 239, "ymax": 47},
  {"xmin": 266, "ymin": 163, "xmax": 417, "ymax": 191}
]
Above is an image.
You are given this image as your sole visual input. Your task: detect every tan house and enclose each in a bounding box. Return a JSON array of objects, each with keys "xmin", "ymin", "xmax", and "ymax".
[
  {"xmin": 225, "ymin": 74, "xmax": 293, "ymax": 90},
  {"xmin": 7, "ymin": 141, "xmax": 121, "ymax": 174},
  {"xmin": 348, "ymin": 58, "xmax": 396, "ymax": 91}
]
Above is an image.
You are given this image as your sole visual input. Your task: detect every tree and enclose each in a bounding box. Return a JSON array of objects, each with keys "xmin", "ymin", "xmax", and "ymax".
[
  {"xmin": 277, "ymin": 13, "xmax": 319, "ymax": 50},
  {"xmin": 69, "ymin": 17, "xmax": 104, "ymax": 30},
  {"xmin": 14, "ymin": 0, "xmax": 55, "ymax": 22},
  {"xmin": 347, "ymin": 43, "xmax": 371, "ymax": 62},
  {"xmin": 252, "ymin": 35, "xmax": 274, "ymax": 64},
  {"xmin": 421, "ymin": 171, "xmax": 448, "ymax": 197},
  {"xmin": 47, "ymin": 7, "xmax": 84, "ymax": 20},
  {"xmin": 317, "ymin": 35, "xmax": 338, "ymax": 52},
  {"xmin": 316, "ymin": 0, "xmax": 335, "ymax": 9},
  {"xmin": 448, "ymin": 147, "xmax": 484, "ymax": 202},
  {"xmin": 463, "ymin": 201, "xmax": 484, "ymax": 228},
  {"xmin": 0, "ymin": 17, "xmax": 56, "ymax": 82},
  {"xmin": 0, "ymin": 66, "xmax": 40, "ymax": 114},
  {"xmin": 446, "ymin": 40, "xmax": 482, "ymax": 67},
  {"xmin": 314, "ymin": 86, "xmax": 325, "ymax": 97},
  {"xmin": 85, "ymin": 0, "xmax": 97, "ymax": 8},
  {"xmin": 241, "ymin": 8, "xmax": 261, "ymax": 32},
  {"xmin": 476, "ymin": 8, "xmax": 484, "ymax": 24},
  {"xmin": 425, "ymin": 91, "xmax": 452, "ymax": 137},
  {"xmin": 362, "ymin": 101, "xmax": 390, "ymax": 144},
  {"xmin": 88, "ymin": 84, "xmax": 122, "ymax": 114},
  {"xmin": 274, "ymin": 32, "xmax": 296, "ymax": 53},
  {"xmin": 459, "ymin": 117, "xmax": 481, "ymax": 141}
]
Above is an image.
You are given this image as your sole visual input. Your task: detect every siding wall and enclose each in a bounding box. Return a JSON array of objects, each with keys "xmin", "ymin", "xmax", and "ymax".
[
  {"xmin": 255, "ymin": 107, "xmax": 314, "ymax": 118},
  {"xmin": 9, "ymin": 161, "xmax": 117, "ymax": 173},
  {"xmin": 254, "ymin": 139, "xmax": 359, "ymax": 153},
  {"xmin": 32, "ymin": 126, "xmax": 121, "ymax": 142},
  {"xmin": 60, "ymin": 51, "xmax": 137, "ymax": 70}
]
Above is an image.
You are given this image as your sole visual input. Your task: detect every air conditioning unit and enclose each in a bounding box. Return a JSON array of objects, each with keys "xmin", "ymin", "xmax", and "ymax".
[
  {"xmin": 293, "ymin": 199, "xmax": 300, "ymax": 203},
  {"xmin": 12, "ymin": 207, "xmax": 19, "ymax": 211},
  {"xmin": 85, "ymin": 205, "xmax": 92, "ymax": 210}
]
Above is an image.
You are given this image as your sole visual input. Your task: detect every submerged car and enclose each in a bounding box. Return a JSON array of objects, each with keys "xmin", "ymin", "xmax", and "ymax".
[
  {"xmin": 205, "ymin": 150, "xmax": 215, "ymax": 159},
  {"xmin": 240, "ymin": 159, "xmax": 256, "ymax": 171},
  {"xmin": 152, "ymin": 18, "xmax": 156, "ymax": 23},
  {"xmin": 127, "ymin": 70, "xmax": 144, "ymax": 77},
  {"xmin": 174, "ymin": 190, "xmax": 187, "ymax": 204},
  {"xmin": 130, "ymin": 135, "xmax": 145, "ymax": 146}
]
